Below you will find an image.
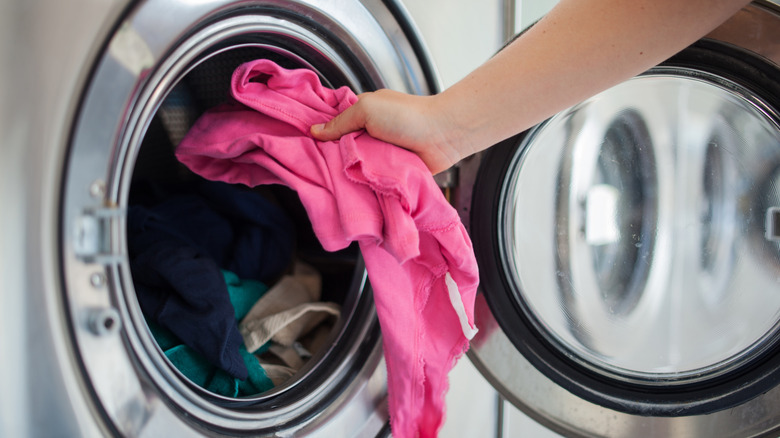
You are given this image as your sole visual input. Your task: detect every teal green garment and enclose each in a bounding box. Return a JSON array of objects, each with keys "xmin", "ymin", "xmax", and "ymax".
[
  {"xmin": 147, "ymin": 270, "xmax": 273, "ymax": 397},
  {"xmin": 224, "ymin": 269, "xmax": 267, "ymax": 320}
]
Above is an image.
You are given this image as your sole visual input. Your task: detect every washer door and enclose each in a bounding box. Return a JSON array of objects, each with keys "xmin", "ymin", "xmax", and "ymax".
[
  {"xmin": 2, "ymin": 0, "xmax": 435, "ymax": 436},
  {"xmin": 465, "ymin": 2, "xmax": 780, "ymax": 437}
]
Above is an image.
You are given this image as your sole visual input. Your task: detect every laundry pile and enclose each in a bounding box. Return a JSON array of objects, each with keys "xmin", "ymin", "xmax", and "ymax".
[
  {"xmin": 128, "ymin": 179, "xmax": 341, "ymax": 397},
  {"xmin": 175, "ymin": 59, "xmax": 479, "ymax": 437}
]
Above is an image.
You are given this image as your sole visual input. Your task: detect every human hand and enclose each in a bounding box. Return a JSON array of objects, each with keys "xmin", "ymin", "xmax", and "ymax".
[{"xmin": 310, "ymin": 89, "xmax": 463, "ymax": 174}]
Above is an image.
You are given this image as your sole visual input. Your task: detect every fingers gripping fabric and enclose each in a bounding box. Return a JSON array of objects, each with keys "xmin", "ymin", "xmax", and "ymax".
[{"xmin": 176, "ymin": 59, "xmax": 479, "ymax": 438}]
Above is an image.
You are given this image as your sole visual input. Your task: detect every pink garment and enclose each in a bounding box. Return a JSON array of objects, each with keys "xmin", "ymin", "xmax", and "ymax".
[{"xmin": 176, "ymin": 59, "xmax": 478, "ymax": 438}]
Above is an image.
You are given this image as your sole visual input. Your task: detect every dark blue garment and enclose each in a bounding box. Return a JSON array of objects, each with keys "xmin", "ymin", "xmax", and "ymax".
[
  {"xmin": 129, "ymin": 236, "xmax": 248, "ymax": 379},
  {"xmin": 146, "ymin": 270, "xmax": 274, "ymax": 397},
  {"xmin": 131, "ymin": 180, "xmax": 294, "ymax": 282},
  {"xmin": 127, "ymin": 179, "xmax": 295, "ymax": 380}
]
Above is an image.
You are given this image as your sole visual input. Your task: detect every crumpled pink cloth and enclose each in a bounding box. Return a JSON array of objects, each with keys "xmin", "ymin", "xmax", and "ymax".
[{"xmin": 176, "ymin": 59, "xmax": 478, "ymax": 438}]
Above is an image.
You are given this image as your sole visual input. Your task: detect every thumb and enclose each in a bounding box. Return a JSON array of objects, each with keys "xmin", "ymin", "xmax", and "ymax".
[{"xmin": 310, "ymin": 104, "xmax": 366, "ymax": 141}]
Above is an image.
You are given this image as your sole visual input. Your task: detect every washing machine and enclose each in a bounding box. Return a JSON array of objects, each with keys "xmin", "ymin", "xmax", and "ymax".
[
  {"xmin": 0, "ymin": 0, "xmax": 436, "ymax": 436},
  {"xmin": 457, "ymin": 1, "xmax": 780, "ymax": 436},
  {"xmin": 3, "ymin": 0, "xmax": 780, "ymax": 437}
]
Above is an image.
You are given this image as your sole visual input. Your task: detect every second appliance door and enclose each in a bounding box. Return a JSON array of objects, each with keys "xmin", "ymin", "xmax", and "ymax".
[{"xmin": 464, "ymin": 1, "xmax": 780, "ymax": 436}]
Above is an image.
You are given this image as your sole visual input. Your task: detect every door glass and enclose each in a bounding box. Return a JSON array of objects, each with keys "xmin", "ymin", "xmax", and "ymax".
[{"xmin": 503, "ymin": 68, "xmax": 780, "ymax": 383}]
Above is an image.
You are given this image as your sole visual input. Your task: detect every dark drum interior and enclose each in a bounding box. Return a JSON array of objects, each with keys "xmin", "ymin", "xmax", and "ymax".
[{"xmin": 128, "ymin": 46, "xmax": 360, "ymax": 399}]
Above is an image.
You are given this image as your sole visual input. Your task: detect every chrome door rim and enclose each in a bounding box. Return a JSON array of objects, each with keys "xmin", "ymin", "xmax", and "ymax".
[{"xmin": 500, "ymin": 66, "xmax": 780, "ymax": 386}]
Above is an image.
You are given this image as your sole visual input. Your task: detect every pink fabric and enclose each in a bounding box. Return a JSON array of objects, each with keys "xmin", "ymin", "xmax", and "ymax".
[{"xmin": 175, "ymin": 59, "xmax": 478, "ymax": 438}]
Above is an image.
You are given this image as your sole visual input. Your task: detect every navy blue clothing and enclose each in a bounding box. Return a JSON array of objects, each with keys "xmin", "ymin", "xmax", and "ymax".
[
  {"xmin": 130, "ymin": 180, "xmax": 294, "ymax": 282},
  {"xmin": 128, "ymin": 180, "xmax": 294, "ymax": 380},
  {"xmin": 129, "ymin": 233, "xmax": 248, "ymax": 379}
]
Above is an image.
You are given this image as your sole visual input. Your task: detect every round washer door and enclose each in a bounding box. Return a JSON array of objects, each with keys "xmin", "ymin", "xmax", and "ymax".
[
  {"xmin": 2, "ymin": 0, "xmax": 436, "ymax": 437},
  {"xmin": 464, "ymin": 2, "xmax": 780, "ymax": 437}
]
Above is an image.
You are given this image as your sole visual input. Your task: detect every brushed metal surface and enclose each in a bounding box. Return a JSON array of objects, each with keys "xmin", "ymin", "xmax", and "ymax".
[{"xmin": 0, "ymin": 0, "xmax": 436, "ymax": 436}]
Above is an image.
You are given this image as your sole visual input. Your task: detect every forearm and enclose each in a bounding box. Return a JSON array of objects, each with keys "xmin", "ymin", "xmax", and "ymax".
[{"xmin": 437, "ymin": 0, "xmax": 751, "ymax": 159}]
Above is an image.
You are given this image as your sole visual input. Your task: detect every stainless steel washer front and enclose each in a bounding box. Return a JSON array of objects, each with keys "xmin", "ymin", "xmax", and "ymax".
[{"xmin": 0, "ymin": 0, "xmax": 437, "ymax": 436}]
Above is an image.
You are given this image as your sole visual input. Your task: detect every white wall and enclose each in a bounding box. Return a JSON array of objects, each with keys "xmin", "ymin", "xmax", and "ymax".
[
  {"xmin": 404, "ymin": 0, "xmax": 559, "ymax": 89},
  {"xmin": 403, "ymin": 0, "xmax": 503, "ymax": 89},
  {"xmin": 516, "ymin": 0, "xmax": 558, "ymax": 30}
]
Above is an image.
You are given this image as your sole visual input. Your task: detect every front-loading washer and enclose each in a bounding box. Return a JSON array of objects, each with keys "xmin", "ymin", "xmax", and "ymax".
[
  {"xmin": 462, "ymin": 1, "xmax": 780, "ymax": 436},
  {"xmin": 0, "ymin": 0, "xmax": 437, "ymax": 436},
  {"xmin": 5, "ymin": 0, "xmax": 779, "ymax": 436}
]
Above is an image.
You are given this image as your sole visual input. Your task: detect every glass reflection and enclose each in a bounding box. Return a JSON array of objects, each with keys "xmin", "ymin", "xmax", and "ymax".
[{"xmin": 504, "ymin": 69, "xmax": 780, "ymax": 383}]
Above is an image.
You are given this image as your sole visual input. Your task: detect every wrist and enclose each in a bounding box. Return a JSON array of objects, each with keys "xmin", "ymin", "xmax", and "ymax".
[{"xmin": 428, "ymin": 92, "xmax": 476, "ymax": 166}]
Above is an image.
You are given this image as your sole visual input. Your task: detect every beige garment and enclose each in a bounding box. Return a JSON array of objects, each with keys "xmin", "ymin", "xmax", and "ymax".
[
  {"xmin": 255, "ymin": 324, "xmax": 336, "ymax": 386},
  {"xmin": 259, "ymin": 363, "xmax": 297, "ymax": 386},
  {"xmin": 239, "ymin": 261, "xmax": 340, "ymax": 354}
]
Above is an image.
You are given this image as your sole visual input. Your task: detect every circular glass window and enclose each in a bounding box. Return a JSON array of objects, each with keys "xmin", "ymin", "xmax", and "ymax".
[
  {"xmin": 127, "ymin": 44, "xmax": 360, "ymax": 402},
  {"xmin": 502, "ymin": 67, "xmax": 780, "ymax": 384}
]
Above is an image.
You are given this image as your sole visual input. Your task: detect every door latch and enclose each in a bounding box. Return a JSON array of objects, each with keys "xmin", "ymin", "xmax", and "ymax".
[{"xmin": 72, "ymin": 205, "xmax": 125, "ymax": 264}]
